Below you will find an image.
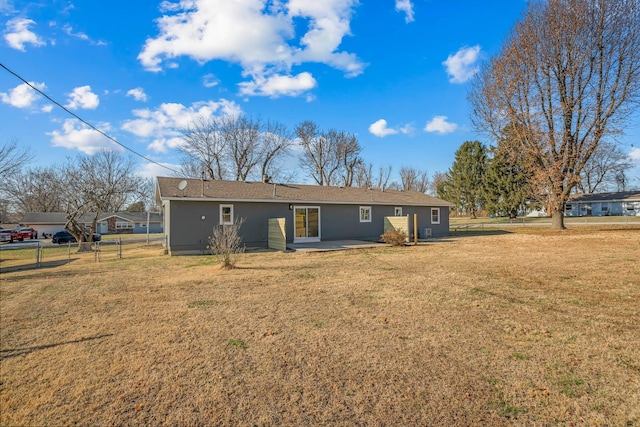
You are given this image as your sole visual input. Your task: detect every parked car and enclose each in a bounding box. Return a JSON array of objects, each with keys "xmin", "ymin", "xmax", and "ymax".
[
  {"xmin": 0, "ymin": 228, "xmax": 12, "ymax": 243},
  {"xmin": 11, "ymin": 227, "xmax": 38, "ymax": 241},
  {"xmin": 52, "ymin": 230, "xmax": 102, "ymax": 244}
]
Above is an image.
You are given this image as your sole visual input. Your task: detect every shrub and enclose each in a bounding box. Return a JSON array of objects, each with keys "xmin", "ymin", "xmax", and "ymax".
[
  {"xmin": 380, "ymin": 228, "xmax": 408, "ymax": 246},
  {"xmin": 208, "ymin": 218, "xmax": 245, "ymax": 268}
]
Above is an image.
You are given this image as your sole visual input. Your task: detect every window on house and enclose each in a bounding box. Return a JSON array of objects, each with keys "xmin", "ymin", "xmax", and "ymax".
[
  {"xmin": 116, "ymin": 221, "xmax": 133, "ymax": 230},
  {"xmin": 431, "ymin": 208, "xmax": 440, "ymax": 224},
  {"xmin": 220, "ymin": 204, "xmax": 233, "ymax": 225},
  {"xmin": 394, "ymin": 207, "xmax": 402, "ymax": 216},
  {"xmin": 360, "ymin": 206, "xmax": 371, "ymax": 222}
]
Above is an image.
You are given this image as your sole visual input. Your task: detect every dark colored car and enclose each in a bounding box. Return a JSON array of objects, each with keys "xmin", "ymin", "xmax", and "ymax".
[{"xmin": 52, "ymin": 230, "xmax": 102, "ymax": 244}]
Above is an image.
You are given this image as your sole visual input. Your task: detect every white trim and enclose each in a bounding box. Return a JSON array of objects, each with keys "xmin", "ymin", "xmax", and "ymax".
[
  {"xmin": 293, "ymin": 206, "xmax": 321, "ymax": 243},
  {"xmin": 220, "ymin": 204, "xmax": 234, "ymax": 225},
  {"xmin": 394, "ymin": 207, "xmax": 402, "ymax": 216},
  {"xmin": 431, "ymin": 208, "xmax": 440, "ymax": 224},
  {"xmin": 359, "ymin": 206, "xmax": 372, "ymax": 222}
]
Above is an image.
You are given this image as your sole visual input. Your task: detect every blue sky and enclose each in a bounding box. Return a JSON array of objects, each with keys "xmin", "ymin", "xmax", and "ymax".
[{"xmin": 1, "ymin": 0, "xmax": 639, "ymax": 185}]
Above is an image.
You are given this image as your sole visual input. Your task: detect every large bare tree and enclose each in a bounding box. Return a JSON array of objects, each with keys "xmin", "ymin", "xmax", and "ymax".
[
  {"xmin": 178, "ymin": 117, "xmax": 228, "ymax": 180},
  {"xmin": 469, "ymin": 0, "xmax": 640, "ymax": 229},
  {"xmin": 296, "ymin": 121, "xmax": 337, "ymax": 186},
  {"xmin": 2, "ymin": 166, "xmax": 65, "ymax": 214},
  {"xmin": 62, "ymin": 150, "xmax": 144, "ymax": 250},
  {"xmin": 0, "ymin": 140, "xmax": 33, "ymax": 183},
  {"xmin": 399, "ymin": 166, "xmax": 429, "ymax": 193},
  {"xmin": 577, "ymin": 140, "xmax": 632, "ymax": 193}
]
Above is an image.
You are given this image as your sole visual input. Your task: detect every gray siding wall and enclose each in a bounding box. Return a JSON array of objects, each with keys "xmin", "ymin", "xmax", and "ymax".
[{"xmin": 165, "ymin": 200, "xmax": 450, "ymax": 254}]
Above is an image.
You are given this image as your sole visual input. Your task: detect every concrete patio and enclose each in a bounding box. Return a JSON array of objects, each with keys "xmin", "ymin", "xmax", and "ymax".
[{"xmin": 286, "ymin": 239, "xmax": 387, "ymax": 252}]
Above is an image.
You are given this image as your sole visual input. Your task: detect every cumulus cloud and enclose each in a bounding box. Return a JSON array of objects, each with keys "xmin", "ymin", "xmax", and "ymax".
[
  {"xmin": 0, "ymin": 81, "xmax": 45, "ymax": 108},
  {"xmin": 424, "ymin": 115, "xmax": 458, "ymax": 134},
  {"xmin": 369, "ymin": 119, "xmax": 398, "ymax": 137},
  {"xmin": 127, "ymin": 87, "xmax": 148, "ymax": 102},
  {"xmin": 238, "ymin": 72, "xmax": 317, "ymax": 97},
  {"xmin": 4, "ymin": 18, "xmax": 45, "ymax": 51},
  {"xmin": 138, "ymin": 0, "xmax": 364, "ymax": 97},
  {"xmin": 121, "ymin": 99, "xmax": 242, "ymax": 153},
  {"xmin": 630, "ymin": 147, "xmax": 640, "ymax": 163},
  {"xmin": 395, "ymin": 0, "xmax": 414, "ymax": 23},
  {"xmin": 137, "ymin": 161, "xmax": 180, "ymax": 179},
  {"xmin": 48, "ymin": 119, "xmax": 119, "ymax": 154},
  {"xmin": 65, "ymin": 85, "xmax": 99, "ymax": 110},
  {"xmin": 443, "ymin": 45, "xmax": 481, "ymax": 84}
]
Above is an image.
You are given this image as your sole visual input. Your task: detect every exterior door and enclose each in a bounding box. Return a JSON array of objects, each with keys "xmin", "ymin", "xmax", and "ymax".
[{"xmin": 294, "ymin": 206, "xmax": 320, "ymax": 243}]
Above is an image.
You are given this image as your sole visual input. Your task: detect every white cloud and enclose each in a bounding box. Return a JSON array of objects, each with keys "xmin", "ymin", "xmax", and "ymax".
[
  {"xmin": 0, "ymin": 81, "xmax": 45, "ymax": 108},
  {"xmin": 238, "ymin": 72, "xmax": 316, "ymax": 97},
  {"xmin": 62, "ymin": 23, "xmax": 106, "ymax": 45},
  {"xmin": 121, "ymin": 99, "xmax": 242, "ymax": 153},
  {"xmin": 137, "ymin": 161, "xmax": 180, "ymax": 179},
  {"xmin": 138, "ymin": 0, "xmax": 364, "ymax": 97},
  {"xmin": 48, "ymin": 119, "xmax": 119, "ymax": 155},
  {"xmin": 4, "ymin": 18, "xmax": 45, "ymax": 51},
  {"xmin": 395, "ymin": 0, "xmax": 414, "ymax": 23},
  {"xmin": 127, "ymin": 87, "xmax": 148, "ymax": 102},
  {"xmin": 629, "ymin": 147, "xmax": 640, "ymax": 163},
  {"xmin": 203, "ymin": 73, "xmax": 220, "ymax": 88},
  {"xmin": 443, "ymin": 45, "xmax": 481, "ymax": 84},
  {"xmin": 399, "ymin": 123, "xmax": 415, "ymax": 135},
  {"xmin": 424, "ymin": 115, "xmax": 458, "ymax": 134},
  {"xmin": 369, "ymin": 119, "xmax": 398, "ymax": 137},
  {"xmin": 65, "ymin": 85, "xmax": 99, "ymax": 110},
  {"xmin": 41, "ymin": 104, "xmax": 53, "ymax": 112}
]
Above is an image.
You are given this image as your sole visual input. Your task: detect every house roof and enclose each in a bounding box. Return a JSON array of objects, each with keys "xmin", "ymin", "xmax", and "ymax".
[
  {"xmin": 156, "ymin": 177, "xmax": 454, "ymax": 207},
  {"xmin": 567, "ymin": 191, "xmax": 640, "ymax": 203},
  {"xmin": 21, "ymin": 211, "xmax": 163, "ymax": 224}
]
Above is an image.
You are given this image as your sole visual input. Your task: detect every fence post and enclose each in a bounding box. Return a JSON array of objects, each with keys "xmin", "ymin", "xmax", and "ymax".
[
  {"xmin": 67, "ymin": 241, "xmax": 71, "ymax": 264},
  {"xmin": 118, "ymin": 237, "xmax": 122, "ymax": 259},
  {"xmin": 35, "ymin": 242, "xmax": 41, "ymax": 268}
]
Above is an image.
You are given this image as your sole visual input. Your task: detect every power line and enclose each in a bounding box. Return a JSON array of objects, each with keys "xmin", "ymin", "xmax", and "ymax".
[{"xmin": 0, "ymin": 61, "xmax": 179, "ymax": 174}]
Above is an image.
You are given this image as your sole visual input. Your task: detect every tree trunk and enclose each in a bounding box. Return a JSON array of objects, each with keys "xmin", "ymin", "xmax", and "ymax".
[
  {"xmin": 77, "ymin": 242, "xmax": 93, "ymax": 253},
  {"xmin": 549, "ymin": 201, "xmax": 566, "ymax": 231}
]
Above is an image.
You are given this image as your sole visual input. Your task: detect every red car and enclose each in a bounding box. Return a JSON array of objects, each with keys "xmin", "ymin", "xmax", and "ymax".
[{"xmin": 11, "ymin": 227, "xmax": 38, "ymax": 241}]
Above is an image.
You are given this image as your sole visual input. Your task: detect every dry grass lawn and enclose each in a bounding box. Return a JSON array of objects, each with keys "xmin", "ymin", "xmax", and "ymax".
[{"xmin": 1, "ymin": 226, "xmax": 639, "ymax": 426}]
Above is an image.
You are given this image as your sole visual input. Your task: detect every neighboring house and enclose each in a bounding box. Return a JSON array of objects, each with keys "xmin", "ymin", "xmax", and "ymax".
[
  {"xmin": 20, "ymin": 212, "xmax": 163, "ymax": 236},
  {"xmin": 565, "ymin": 191, "xmax": 640, "ymax": 217},
  {"xmin": 156, "ymin": 177, "xmax": 454, "ymax": 255}
]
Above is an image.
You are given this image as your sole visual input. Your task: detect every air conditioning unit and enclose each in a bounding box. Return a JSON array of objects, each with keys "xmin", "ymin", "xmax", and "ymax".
[{"xmin": 424, "ymin": 228, "xmax": 432, "ymax": 238}]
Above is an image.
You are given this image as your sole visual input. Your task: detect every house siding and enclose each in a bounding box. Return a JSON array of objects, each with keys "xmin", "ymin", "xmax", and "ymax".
[{"xmin": 164, "ymin": 200, "xmax": 450, "ymax": 255}]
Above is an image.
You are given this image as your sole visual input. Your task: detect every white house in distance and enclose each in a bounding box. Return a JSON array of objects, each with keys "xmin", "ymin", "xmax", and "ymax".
[
  {"xmin": 564, "ymin": 191, "xmax": 640, "ymax": 217},
  {"xmin": 20, "ymin": 212, "xmax": 164, "ymax": 236}
]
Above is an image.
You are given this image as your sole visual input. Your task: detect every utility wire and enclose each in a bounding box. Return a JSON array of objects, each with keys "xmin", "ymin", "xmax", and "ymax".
[{"xmin": 0, "ymin": 61, "xmax": 179, "ymax": 174}]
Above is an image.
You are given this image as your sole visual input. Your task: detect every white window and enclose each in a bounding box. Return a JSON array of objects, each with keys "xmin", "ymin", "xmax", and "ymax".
[
  {"xmin": 431, "ymin": 208, "xmax": 440, "ymax": 224},
  {"xmin": 359, "ymin": 206, "xmax": 372, "ymax": 222},
  {"xmin": 220, "ymin": 204, "xmax": 233, "ymax": 225},
  {"xmin": 394, "ymin": 207, "xmax": 402, "ymax": 216},
  {"xmin": 116, "ymin": 221, "xmax": 133, "ymax": 230}
]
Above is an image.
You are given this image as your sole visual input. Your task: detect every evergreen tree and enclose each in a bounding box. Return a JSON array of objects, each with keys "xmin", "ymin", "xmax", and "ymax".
[
  {"xmin": 483, "ymin": 146, "xmax": 531, "ymax": 218},
  {"xmin": 443, "ymin": 141, "xmax": 488, "ymax": 218}
]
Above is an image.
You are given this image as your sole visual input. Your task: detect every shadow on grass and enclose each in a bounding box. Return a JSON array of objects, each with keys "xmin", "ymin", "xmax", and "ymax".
[
  {"xmin": 0, "ymin": 334, "xmax": 113, "ymax": 361},
  {"xmin": 0, "ymin": 258, "xmax": 78, "ymax": 274}
]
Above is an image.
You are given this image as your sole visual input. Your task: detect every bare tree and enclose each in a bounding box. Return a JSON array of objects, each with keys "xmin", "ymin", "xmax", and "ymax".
[
  {"xmin": 222, "ymin": 116, "xmax": 261, "ymax": 181},
  {"xmin": 2, "ymin": 166, "xmax": 65, "ymax": 214},
  {"xmin": 469, "ymin": 0, "xmax": 640, "ymax": 230},
  {"xmin": 296, "ymin": 121, "xmax": 337, "ymax": 186},
  {"xmin": 399, "ymin": 166, "xmax": 429, "ymax": 192},
  {"xmin": 178, "ymin": 117, "xmax": 227, "ymax": 180},
  {"xmin": 430, "ymin": 171, "xmax": 449, "ymax": 197},
  {"xmin": 259, "ymin": 120, "xmax": 294, "ymax": 181},
  {"xmin": 354, "ymin": 162, "xmax": 373, "ymax": 188},
  {"xmin": 62, "ymin": 150, "xmax": 143, "ymax": 250},
  {"xmin": 577, "ymin": 140, "xmax": 632, "ymax": 193},
  {"xmin": 335, "ymin": 132, "xmax": 363, "ymax": 187},
  {"xmin": 375, "ymin": 165, "xmax": 393, "ymax": 190},
  {"xmin": 0, "ymin": 140, "xmax": 33, "ymax": 183}
]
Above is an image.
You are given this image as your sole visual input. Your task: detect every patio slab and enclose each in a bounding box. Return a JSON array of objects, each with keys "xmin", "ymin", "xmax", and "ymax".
[{"xmin": 287, "ymin": 240, "xmax": 386, "ymax": 252}]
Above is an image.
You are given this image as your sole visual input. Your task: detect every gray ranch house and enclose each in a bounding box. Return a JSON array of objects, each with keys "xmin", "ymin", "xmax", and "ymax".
[
  {"xmin": 21, "ymin": 212, "xmax": 164, "ymax": 236},
  {"xmin": 564, "ymin": 191, "xmax": 640, "ymax": 217},
  {"xmin": 156, "ymin": 177, "xmax": 454, "ymax": 255}
]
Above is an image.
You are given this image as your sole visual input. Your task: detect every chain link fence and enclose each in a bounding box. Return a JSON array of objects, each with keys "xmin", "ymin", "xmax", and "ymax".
[{"xmin": 0, "ymin": 237, "xmax": 166, "ymax": 273}]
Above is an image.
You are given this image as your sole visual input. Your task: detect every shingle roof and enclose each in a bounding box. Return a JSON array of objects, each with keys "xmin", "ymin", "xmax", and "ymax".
[
  {"xmin": 568, "ymin": 191, "xmax": 640, "ymax": 203},
  {"xmin": 156, "ymin": 177, "xmax": 454, "ymax": 207}
]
